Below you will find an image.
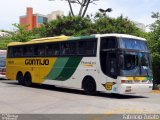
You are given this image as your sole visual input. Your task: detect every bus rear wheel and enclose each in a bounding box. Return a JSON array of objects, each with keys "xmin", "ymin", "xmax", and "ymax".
[
  {"xmin": 16, "ymin": 72, "xmax": 24, "ymax": 85},
  {"xmin": 24, "ymin": 73, "xmax": 32, "ymax": 87},
  {"xmin": 83, "ymin": 78, "xmax": 96, "ymax": 95}
]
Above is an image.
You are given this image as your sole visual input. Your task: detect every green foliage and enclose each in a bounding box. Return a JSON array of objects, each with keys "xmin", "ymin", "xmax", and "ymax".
[
  {"xmin": 0, "ymin": 36, "xmax": 12, "ymax": 50},
  {"xmin": 0, "ymin": 14, "xmax": 147, "ymax": 50},
  {"xmin": 11, "ymin": 24, "xmax": 40, "ymax": 42},
  {"xmin": 42, "ymin": 16, "xmax": 93, "ymax": 37},
  {"xmin": 148, "ymin": 12, "xmax": 160, "ymax": 84},
  {"xmin": 38, "ymin": 14, "xmax": 146, "ymax": 38},
  {"xmin": 93, "ymin": 14, "xmax": 146, "ymax": 37},
  {"xmin": 0, "ymin": 24, "xmax": 42, "ymax": 49}
]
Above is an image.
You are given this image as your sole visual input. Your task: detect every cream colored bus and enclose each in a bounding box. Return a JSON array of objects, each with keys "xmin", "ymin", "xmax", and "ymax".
[{"xmin": 6, "ymin": 34, "xmax": 153, "ymax": 94}]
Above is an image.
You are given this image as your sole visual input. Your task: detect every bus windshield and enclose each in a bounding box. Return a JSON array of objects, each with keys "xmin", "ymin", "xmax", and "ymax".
[
  {"xmin": 120, "ymin": 52, "xmax": 152, "ymax": 77},
  {"xmin": 119, "ymin": 37, "xmax": 152, "ymax": 77},
  {"xmin": 0, "ymin": 54, "xmax": 6, "ymax": 67},
  {"xmin": 119, "ymin": 38, "xmax": 148, "ymax": 51}
]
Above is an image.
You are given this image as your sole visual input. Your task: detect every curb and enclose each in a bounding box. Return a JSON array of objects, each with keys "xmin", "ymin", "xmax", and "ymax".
[{"xmin": 150, "ymin": 90, "xmax": 160, "ymax": 94}]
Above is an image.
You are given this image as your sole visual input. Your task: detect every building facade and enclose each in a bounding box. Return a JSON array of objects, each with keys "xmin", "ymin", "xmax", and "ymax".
[
  {"xmin": 20, "ymin": 7, "xmax": 48, "ymax": 30},
  {"xmin": 47, "ymin": 11, "xmax": 64, "ymax": 22}
]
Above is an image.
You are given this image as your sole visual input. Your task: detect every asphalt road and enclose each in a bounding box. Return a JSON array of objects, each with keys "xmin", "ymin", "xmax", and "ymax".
[{"xmin": 0, "ymin": 79, "xmax": 159, "ymax": 115}]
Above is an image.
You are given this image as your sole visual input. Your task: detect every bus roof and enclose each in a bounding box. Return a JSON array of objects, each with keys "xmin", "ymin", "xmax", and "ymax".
[
  {"xmin": 7, "ymin": 34, "xmax": 146, "ymax": 46},
  {"xmin": 94, "ymin": 33, "xmax": 146, "ymax": 41}
]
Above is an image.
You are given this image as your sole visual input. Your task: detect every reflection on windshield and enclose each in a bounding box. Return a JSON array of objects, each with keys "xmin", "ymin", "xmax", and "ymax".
[
  {"xmin": 120, "ymin": 52, "xmax": 152, "ymax": 76},
  {"xmin": 119, "ymin": 38, "xmax": 148, "ymax": 51}
]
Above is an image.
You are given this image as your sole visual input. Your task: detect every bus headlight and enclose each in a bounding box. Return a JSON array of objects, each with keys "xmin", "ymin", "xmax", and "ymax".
[{"xmin": 121, "ymin": 80, "xmax": 133, "ymax": 84}]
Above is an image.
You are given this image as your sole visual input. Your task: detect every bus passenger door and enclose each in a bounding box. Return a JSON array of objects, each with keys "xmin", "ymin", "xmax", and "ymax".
[
  {"xmin": 106, "ymin": 52, "xmax": 117, "ymax": 79},
  {"xmin": 100, "ymin": 37, "xmax": 118, "ymax": 79}
]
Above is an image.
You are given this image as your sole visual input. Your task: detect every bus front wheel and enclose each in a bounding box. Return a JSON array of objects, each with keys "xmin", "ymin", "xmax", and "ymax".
[
  {"xmin": 16, "ymin": 72, "xmax": 24, "ymax": 85},
  {"xmin": 24, "ymin": 73, "xmax": 32, "ymax": 87},
  {"xmin": 83, "ymin": 77, "xmax": 96, "ymax": 95}
]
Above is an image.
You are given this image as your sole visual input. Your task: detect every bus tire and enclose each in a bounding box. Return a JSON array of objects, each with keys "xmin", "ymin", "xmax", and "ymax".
[
  {"xmin": 24, "ymin": 72, "xmax": 32, "ymax": 87},
  {"xmin": 16, "ymin": 72, "xmax": 24, "ymax": 85},
  {"xmin": 83, "ymin": 77, "xmax": 97, "ymax": 95}
]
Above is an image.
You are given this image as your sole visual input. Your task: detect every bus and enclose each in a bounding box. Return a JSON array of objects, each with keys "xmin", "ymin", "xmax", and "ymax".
[
  {"xmin": 6, "ymin": 34, "xmax": 153, "ymax": 94},
  {"xmin": 0, "ymin": 50, "xmax": 6, "ymax": 79}
]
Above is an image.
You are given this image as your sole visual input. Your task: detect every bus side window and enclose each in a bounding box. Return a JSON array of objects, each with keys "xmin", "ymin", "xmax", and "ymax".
[
  {"xmin": 61, "ymin": 43, "xmax": 69, "ymax": 55},
  {"xmin": 78, "ymin": 41, "xmax": 85, "ymax": 55},
  {"xmin": 23, "ymin": 46, "xmax": 33, "ymax": 57},
  {"xmin": 13, "ymin": 47, "xmax": 22, "ymax": 57},
  {"xmin": 62, "ymin": 42, "xmax": 77, "ymax": 55},
  {"xmin": 68, "ymin": 42, "xmax": 77, "ymax": 55},
  {"xmin": 7, "ymin": 47, "xmax": 12, "ymax": 58},
  {"xmin": 28, "ymin": 46, "xmax": 34, "ymax": 56},
  {"xmin": 101, "ymin": 37, "xmax": 117, "ymax": 50},
  {"xmin": 38, "ymin": 47, "xmax": 45, "ymax": 56},
  {"xmin": 45, "ymin": 45, "xmax": 53, "ymax": 56},
  {"xmin": 53, "ymin": 43, "xmax": 60, "ymax": 56},
  {"xmin": 78, "ymin": 39, "xmax": 97, "ymax": 56}
]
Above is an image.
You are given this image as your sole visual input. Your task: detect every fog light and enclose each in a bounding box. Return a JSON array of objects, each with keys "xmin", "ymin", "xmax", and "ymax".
[
  {"xmin": 121, "ymin": 80, "xmax": 133, "ymax": 84},
  {"xmin": 125, "ymin": 86, "xmax": 132, "ymax": 92}
]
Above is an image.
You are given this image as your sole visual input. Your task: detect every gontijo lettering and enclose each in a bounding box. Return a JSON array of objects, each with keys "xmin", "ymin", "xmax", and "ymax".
[{"xmin": 25, "ymin": 59, "xmax": 49, "ymax": 65}]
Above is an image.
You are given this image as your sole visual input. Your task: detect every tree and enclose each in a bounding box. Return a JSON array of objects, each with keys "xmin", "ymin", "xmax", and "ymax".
[
  {"xmin": 41, "ymin": 16, "xmax": 93, "ymax": 37},
  {"xmin": 93, "ymin": 14, "xmax": 146, "ymax": 37},
  {"xmin": 0, "ymin": 24, "xmax": 43, "ymax": 49},
  {"xmin": 49, "ymin": 0, "xmax": 99, "ymax": 17},
  {"xmin": 0, "ymin": 36, "xmax": 12, "ymax": 50},
  {"xmin": 148, "ymin": 12, "xmax": 160, "ymax": 87},
  {"xmin": 36, "ymin": 14, "xmax": 147, "ymax": 39},
  {"xmin": 11, "ymin": 24, "xmax": 41, "ymax": 42},
  {"xmin": 150, "ymin": 12, "xmax": 160, "ymax": 31}
]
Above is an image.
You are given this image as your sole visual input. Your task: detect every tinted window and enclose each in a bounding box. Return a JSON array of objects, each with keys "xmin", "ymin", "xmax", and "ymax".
[
  {"xmin": 61, "ymin": 42, "xmax": 77, "ymax": 55},
  {"xmin": 34, "ymin": 45, "xmax": 45, "ymax": 56},
  {"xmin": 78, "ymin": 39, "xmax": 97, "ymax": 56},
  {"xmin": 7, "ymin": 38, "xmax": 97, "ymax": 58},
  {"xmin": 7, "ymin": 47, "xmax": 13, "ymax": 58},
  {"xmin": 101, "ymin": 37, "xmax": 117, "ymax": 50},
  {"xmin": 52, "ymin": 43, "xmax": 60, "ymax": 56},
  {"xmin": 23, "ymin": 46, "xmax": 34, "ymax": 57},
  {"xmin": 13, "ymin": 47, "xmax": 23, "ymax": 57},
  {"xmin": 45, "ymin": 44, "xmax": 53, "ymax": 56}
]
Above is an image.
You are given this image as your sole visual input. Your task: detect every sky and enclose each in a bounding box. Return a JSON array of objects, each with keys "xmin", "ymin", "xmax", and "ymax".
[{"xmin": 0, "ymin": 0, "xmax": 160, "ymax": 31}]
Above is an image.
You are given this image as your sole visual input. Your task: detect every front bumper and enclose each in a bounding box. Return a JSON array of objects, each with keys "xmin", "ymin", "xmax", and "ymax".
[
  {"xmin": 0, "ymin": 74, "xmax": 6, "ymax": 79},
  {"xmin": 118, "ymin": 84, "xmax": 153, "ymax": 94}
]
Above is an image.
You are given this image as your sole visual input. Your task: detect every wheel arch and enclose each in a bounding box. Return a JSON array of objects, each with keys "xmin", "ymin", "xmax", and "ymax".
[
  {"xmin": 82, "ymin": 75, "xmax": 97, "ymax": 89},
  {"xmin": 16, "ymin": 71, "xmax": 23, "ymax": 80},
  {"xmin": 24, "ymin": 71, "xmax": 32, "ymax": 87},
  {"xmin": 24, "ymin": 71, "xmax": 31, "ymax": 76}
]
